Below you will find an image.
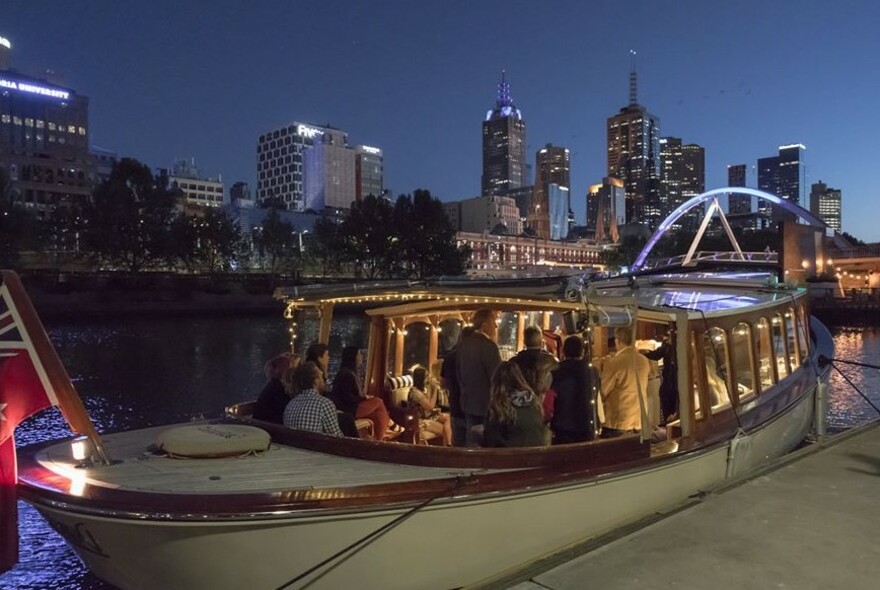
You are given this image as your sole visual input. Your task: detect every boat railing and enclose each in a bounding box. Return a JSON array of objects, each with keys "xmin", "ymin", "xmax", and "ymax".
[{"xmin": 638, "ymin": 251, "xmax": 778, "ymax": 272}]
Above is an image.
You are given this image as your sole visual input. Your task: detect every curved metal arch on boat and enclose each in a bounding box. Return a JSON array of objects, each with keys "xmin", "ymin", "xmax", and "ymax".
[{"xmin": 632, "ymin": 187, "xmax": 829, "ymax": 271}]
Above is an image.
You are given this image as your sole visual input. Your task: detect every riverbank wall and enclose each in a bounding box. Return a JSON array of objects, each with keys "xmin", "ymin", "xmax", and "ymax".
[
  {"xmin": 810, "ymin": 289, "xmax": 880, "ymax": 326},
  {"xmin": 21, "ymin": 272, "xmax": 287, "ymax": 321}
]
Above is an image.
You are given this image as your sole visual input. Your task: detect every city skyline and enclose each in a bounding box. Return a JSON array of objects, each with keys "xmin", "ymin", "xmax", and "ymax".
[{"xmin": 3, "ymin": 0, "xmax": 878, "ymax": 240}]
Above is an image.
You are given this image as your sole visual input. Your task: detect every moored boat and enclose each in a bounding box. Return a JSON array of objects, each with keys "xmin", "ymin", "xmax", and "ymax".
[{"xmin": 1, "ymin": 192, "xmax": 834, "ymax": 590}]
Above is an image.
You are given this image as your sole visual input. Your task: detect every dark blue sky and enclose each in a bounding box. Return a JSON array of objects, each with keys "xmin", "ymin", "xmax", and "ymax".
[{"xmin": 3, "ymin": 0, "xmax": 878, "ymax": 240}]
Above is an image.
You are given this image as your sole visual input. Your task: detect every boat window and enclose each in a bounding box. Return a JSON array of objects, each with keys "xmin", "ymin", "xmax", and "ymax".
[
  {"xmin": 730, "ymin": 322, "xmax": 756, "ymax": 403},
  {"xmin": 438, "ymin": 318, "xmax": 462, "ymax": 357},
  {"xmin": 404, "ymin": 321, "xmax": 431, "ymax": 370},
  {"xmin": 690, "ymin": 334, "xmax": 703, "ymax": 420},
  {"xmin": 386, "ymin": 320, "xmax": 398, "ymax": 375},
  {"xmin": 772, "ymin": 313, "xmax": 789, "ymax": 380},
  {"xmin": 497, "ymin": 311, "xmax": 519, "ymax": 360},
  {"xmin": 703, "ymin": 328, "xmax": 731, "ymax": 414},
  {"xmin": 523, "ymin": 311, "xmax": 542, "ymax": 330},
  {"xmin": 546, "ymin": 311, "xmax": 566, "ymax": 357},
  {"xmin": 797, "ymin": 304, "xmax": 810, "ymax": 361},
  {"xmin": 784, "ymin": 308, "xmax": 800, "ymax": 369},
  {"xmin": 755, "ymin": 318, "xmax": 775, "ymax": 390}
]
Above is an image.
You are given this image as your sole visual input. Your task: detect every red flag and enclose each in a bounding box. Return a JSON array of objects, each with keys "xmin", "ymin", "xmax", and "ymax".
[
  {"xmin": 0, "ymin": 299, "xmax": 58, "ymax": 572},
  {"xmin": 1, "ymin": 437, "xmax": 19, "ymax": 573},
  {"xmin": 0, "ymin": 351, "xmax": 57, "ymax": 443},
  {"xmin": 0, "ymin": 272, "xmax": 104, "ymax": 573}
]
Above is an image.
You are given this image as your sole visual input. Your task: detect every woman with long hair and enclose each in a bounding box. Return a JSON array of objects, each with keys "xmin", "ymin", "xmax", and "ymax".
[
  {"xmin": 482, "ymin": 361, "xmax": 549, "ymax": 448},
  {"xmin": 305, "ymin": 343, "xmax": 330, "ymax": 380},
  {"xmin": 330, "ymin": 345, "xmax": 397, "ymax": 440},
  {"xmin": 408, "ymin": 365, "xmax": 452, "ymax": 445}
]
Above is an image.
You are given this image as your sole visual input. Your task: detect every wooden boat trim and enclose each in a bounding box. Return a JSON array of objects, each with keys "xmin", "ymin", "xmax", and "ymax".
[{"xmin": 16, "ymin": 381, "xmax": 815, "ymax": 523}]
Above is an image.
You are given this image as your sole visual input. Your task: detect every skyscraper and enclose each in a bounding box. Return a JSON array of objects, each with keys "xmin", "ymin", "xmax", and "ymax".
[
  {"xmin": 257, "ymin": 122, "xmax": 330, "ymax": 210},
  {"xmin": 0, "ymin": 37, "xmax": 91, "ymax": 218},
  {"xmin": 586, "ymin": 177, "xmax": 625, "ymax": 243},
  {"xmin": 530, "ymin": 144, "xmax": 570, "ymax": 240},
  {"xmin": 606, "ymin": 60, "xmax": 661, "ymax": 226},
  {"xmin": 809, "ymin": 181, "xmax": 842, "ymax": 232},
  {"xmin": 659, "ymin": 138, "xmax": 704, "ymax": 231},
  {"xmin": 757, "ymin": 144, "xmax": 805, "ymax": 226},
  {"xmin": 482, "ymin": 71, "xmax": 526, "ymax": 197},
  {"xmin": 727, "ymin": 164, "xmax": 750, "ymax": 215},
  {"xmin": 354, "ymin": 145, "xmax": 383, "ymax": 201}
]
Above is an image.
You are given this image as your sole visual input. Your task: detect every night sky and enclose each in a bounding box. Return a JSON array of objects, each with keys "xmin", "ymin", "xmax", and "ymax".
[{"xmin": 3, "ymin": 0, "xmax": 878, "ymax": 241}]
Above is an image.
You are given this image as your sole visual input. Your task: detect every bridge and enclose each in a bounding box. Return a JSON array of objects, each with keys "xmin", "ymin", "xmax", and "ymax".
[{"xmin": 631, "ymin": 187, "xmax": 879, "ymax": 297}]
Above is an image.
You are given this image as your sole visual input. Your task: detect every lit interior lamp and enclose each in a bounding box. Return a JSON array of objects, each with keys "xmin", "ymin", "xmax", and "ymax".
[{"xmin": 70, "ymin": 435, "xmax": 95, "ymax": 467}]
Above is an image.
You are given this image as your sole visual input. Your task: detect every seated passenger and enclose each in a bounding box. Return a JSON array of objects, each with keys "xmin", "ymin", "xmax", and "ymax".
[
  {"xmin": 252, "ymin": 352, "xmax": 298, "ymax": 424},
  {"xmin": 283, "ymin": 362, "xmax": 343, "ymax": 437},
  {"xmin": 305, "ymin": 342, "xmax": 331, "ymax": 381},
  {"xmin": 550, "ymin": 335, "xmax": 599, "ymax": 444},
  {"xmin": 429, "ymin": 360, "xmax": 450, "ymax": 410},
  {"xmin": 408, "ymin": 365, "xmax": 452, "ymax": 445},
  {"xmin": 330, "ymin": 346, "xmax": 394, "ymax": 440},
  {"xmin": 482, "ymin": 361, "xmax": 550, "ymax": 448}
]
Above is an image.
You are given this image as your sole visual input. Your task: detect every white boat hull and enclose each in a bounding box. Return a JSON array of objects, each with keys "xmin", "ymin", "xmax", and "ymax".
[{"xmin": 33, "ymin": 390, "xmax": 815, "ymax": 590}]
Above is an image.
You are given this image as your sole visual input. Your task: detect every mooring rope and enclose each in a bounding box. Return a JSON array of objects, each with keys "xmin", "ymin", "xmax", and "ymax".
[
  {"xmin": 275, "ymin": 473, "xmax": 475, "ymax": 590},
  {"xmin": 819, "ymin": 355, "xmax": 880, "ymax": 417}
]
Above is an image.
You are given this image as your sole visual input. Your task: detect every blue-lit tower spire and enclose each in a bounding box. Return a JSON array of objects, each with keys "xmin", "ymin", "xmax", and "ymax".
[{"xmin": 482, "ymin": 70, "xmax": 526, "ymax": 197}]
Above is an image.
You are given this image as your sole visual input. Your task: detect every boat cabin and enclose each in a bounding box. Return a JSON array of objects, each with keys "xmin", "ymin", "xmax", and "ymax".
[{"xmin": 265, "ymin": 272, "xmax": 815, "ymax": 451}]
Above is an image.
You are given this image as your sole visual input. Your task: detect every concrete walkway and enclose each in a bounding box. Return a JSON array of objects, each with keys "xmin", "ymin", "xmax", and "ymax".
[{"xmin": 504, "ymin": 422, "xmax": 880, "ymax": 590}]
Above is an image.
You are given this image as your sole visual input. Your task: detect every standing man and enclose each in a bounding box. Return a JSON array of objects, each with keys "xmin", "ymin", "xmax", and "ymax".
[
  {"xmin": 456, "ymin": 308, "xmax": 502, "ymax": 446},
  {"xmin": 440, "ymin": 326, "xmax": 474, "ymax": 447},
  {"xmin": 512, "ymin": 325, "xmax": 559, "ymax": 397},
  {"xmin": 550, "ymin": 335, "xmax": 600, "ymax": 443},
  {"xmin": 600, "ymin": 325, "xmax": 650, "ymax": 437},
  {"xmin": 642, "ymin": 326, "xmax": 678, "ymax": 423}
]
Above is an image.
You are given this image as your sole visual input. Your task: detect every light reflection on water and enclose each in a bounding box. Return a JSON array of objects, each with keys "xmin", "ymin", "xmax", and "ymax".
[
  {"xmin": 1, "ymin": 317, "xmax": 877, "ymax": 589},
  {"xmin": 826, "ymin": 326, "xmax": 880, "ymax": 431}
]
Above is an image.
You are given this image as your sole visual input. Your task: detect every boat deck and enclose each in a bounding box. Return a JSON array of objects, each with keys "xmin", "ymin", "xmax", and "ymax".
[{"xmin": 35, "ymin": 424, "xmax": 505, "ymax": 495}]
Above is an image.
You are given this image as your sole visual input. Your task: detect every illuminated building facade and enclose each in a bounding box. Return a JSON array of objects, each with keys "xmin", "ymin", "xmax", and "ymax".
[
  {"xmin": 482, "ymin": 71, "xmax": 526, "ymax": 197},
  {"xmin": 659, "ymin": 137, "xmax": 704, "ymax": 231},
  {"xmin": 758, "ymin": 144, "xmax": 805, "ymax": 226},
  {"xmin": 586, "ymin": 177, "xmax": 625, "ymax": 243},
  {"xmin": 303, "ymin": 127, "xmax": 355, "ymax": 212},
  {"xmin": 257, "ymin": 122, "xmax": 332, "ymax": 211},
  {"xmin": 606, "ymin": 66, "xmax": 661, "ymax": 226},
  {"xmin": 809, "ymin": 181, "xmax": 842, "ymax": 232},
  {"xmin": 354, "ymin": 145, "xmax": 383, "ymax": 201},
  {"xmin": 547, "ymin": 184, "xmax": 570, "ymax": 241},
  {"xmin": 531, "ymin": 144, "xmax": 570, "ymax": 240},
  {"xmin": 0, "ymin": 38, "xmax": 91, "ymax": 218},
  {"xmin": 457, "ymin": 231, "xmax": 605, "ymax": 274}
]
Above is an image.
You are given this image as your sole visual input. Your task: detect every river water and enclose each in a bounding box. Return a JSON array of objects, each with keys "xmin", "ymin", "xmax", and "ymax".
[{"xmin": 1, "ymin": 315, "xmax": 878, "ymax": 589}]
